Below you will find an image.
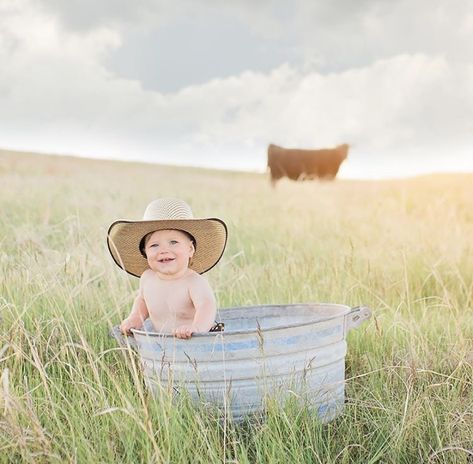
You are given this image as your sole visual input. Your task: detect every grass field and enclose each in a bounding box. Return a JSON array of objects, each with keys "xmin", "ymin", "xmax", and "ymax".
[{"xmin": 0, "ymin": 149, "xmax": 472, "ymax": 463}]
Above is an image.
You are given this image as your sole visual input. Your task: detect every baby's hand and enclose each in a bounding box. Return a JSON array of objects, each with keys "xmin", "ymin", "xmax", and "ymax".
[
  {"xmin": 173, "ymin": 325, "xmax": 196, "ymax": 340},
  {"xmin": 120, "ymin": 317, "xmax": 143, "ymax": 335}
]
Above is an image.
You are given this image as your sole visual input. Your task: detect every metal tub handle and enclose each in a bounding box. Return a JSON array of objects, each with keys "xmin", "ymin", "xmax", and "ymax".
[{"xmin": 346, "ymin": 306, "xmax": 372, "ymax": 332}]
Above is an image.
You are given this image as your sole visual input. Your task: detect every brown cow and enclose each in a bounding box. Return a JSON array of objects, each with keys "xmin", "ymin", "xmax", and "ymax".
[{"xmin": 267, "ymin": 143, "xmax": 349, "ymax": 186}]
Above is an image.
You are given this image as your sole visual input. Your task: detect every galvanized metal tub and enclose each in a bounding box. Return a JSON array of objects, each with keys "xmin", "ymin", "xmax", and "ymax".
[{"xmin": 122, "ymin": 303, "xmax": 371, "ymax": 422}]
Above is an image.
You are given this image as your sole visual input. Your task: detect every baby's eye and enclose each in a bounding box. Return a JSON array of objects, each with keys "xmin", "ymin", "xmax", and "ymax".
[
  {"xmin": 170, "ymin": 240, "xmax": 178, "ymax": 245},
  {"xmin": 150, "ymin": 243, "xmax": 159, "ymax": 248}
]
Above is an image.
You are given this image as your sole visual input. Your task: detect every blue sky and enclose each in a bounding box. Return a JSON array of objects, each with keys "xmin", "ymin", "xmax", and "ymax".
[{"xmin": 1, "ymin": 0, "xmax": 472, "ymax": 178}]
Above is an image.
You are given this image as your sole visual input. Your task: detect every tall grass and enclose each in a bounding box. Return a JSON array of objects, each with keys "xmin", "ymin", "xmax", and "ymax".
[{"xmin": 0, "ymin": 150, "xmax": 472, "ymax": 463}]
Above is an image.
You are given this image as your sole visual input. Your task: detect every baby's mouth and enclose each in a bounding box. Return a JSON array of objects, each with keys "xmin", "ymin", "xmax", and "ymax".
[{"xmin": 158, "ymin": 257, "xmax": 175, "ymax": 263}]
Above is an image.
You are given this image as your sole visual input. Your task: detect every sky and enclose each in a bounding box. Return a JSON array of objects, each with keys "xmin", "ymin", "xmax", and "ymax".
[{"xmin": 1, "ymin": 0, "xmax": 473, "ymax": 178}]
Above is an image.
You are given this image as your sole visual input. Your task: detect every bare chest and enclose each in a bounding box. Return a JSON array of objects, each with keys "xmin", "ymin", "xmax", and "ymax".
[{"xmin": 142, "ymin": 278, "xmax": 195, "ymax": 322}]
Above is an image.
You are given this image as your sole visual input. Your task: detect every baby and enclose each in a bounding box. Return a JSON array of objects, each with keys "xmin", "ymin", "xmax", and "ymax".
[{"xmin": 107, "ymin": 198, "xmax": 228, "ymax": 339}]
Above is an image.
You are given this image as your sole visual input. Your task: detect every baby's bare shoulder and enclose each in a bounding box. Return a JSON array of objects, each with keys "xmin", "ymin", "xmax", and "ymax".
[
  {"xmin": 186, "ymin": 270, "xmax": 206, "ymax": 283},
  {"xmin": 186, "ymin": 270, "xmax": 212, "ymax": 291},
  {"xmin": 140, "ymin": 269, "xmax": 155, "ymax": 286},
  {"xmin": 141, "ymin": 269, "xmax": 154, "ymax": 279}
]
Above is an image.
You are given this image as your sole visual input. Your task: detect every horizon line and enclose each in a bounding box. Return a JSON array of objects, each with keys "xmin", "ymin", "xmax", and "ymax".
[{"xmin": 1, "ymin": 146, "xmax": 472, "ymax": 182}]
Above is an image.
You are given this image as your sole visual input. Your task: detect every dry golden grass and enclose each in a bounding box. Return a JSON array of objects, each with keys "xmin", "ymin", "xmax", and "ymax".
[{"xmin": 1, "ymin": 149, "xmax": 472, "ymax": 463}]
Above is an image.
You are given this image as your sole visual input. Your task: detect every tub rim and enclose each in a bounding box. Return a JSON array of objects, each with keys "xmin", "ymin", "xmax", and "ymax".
[{"xmin": 130, "ymin": 302, "xmax": 358, "ymax": 339}]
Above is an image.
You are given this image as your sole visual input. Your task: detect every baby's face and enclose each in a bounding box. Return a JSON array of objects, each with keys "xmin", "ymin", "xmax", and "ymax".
[{"xmin": 144, "ymin": 229, "xmax": 195, "ymax": 278}]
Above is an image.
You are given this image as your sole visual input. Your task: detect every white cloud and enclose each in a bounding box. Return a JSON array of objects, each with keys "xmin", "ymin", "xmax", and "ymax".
[
  {"xmin": 292, "ymin": 0, "xmax": 473, "ymax": 69},
  {"xmin": 185, "ymin": 55, "xmax": 473, "ymax": 153}
]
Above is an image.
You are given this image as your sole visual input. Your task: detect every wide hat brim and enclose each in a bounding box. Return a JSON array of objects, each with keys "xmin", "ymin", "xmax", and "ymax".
[{"xmin": 107, "ymin": 218, "xmax": 227, "ymax": 277}]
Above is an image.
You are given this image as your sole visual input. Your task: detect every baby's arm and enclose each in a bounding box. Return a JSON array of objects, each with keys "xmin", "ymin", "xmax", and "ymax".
[
  {"xmin": 120, "ymin": 278, "xmax": 149, "ymax": 335},
  {"xmin": 174, "ymin": 276, "xmax": 216, "ymax": 339}
]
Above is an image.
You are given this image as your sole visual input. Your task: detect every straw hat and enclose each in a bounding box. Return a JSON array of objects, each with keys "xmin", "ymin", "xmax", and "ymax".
[{"xmin": 107, "ymin": 198, "xmax": 227, "ymax": 277}]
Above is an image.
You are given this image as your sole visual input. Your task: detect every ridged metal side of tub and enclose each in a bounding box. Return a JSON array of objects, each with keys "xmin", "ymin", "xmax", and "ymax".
[{"xmin": 128, "ymin": 303, "xmax": 371, "ymax": 422}]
